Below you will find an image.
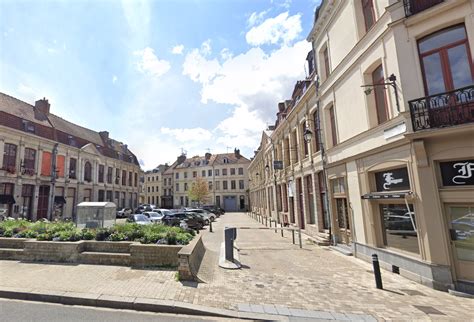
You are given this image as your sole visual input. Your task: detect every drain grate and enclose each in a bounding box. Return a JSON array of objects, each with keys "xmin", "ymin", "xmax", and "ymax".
[
  {"xmin": 413, "ymin": 305, "xmax": 446, "ymax": 315},
  {"xmin": 401, "ymin": 289, "xmax": 426, "ymax": 296}
]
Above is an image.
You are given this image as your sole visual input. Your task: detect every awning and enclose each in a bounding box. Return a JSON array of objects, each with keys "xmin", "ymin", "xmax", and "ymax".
[
  {"xmin": 0, "ymin": 194, "xmax": 15, "ymax": 204},
  {"xmin": 361, "ymin": 192, "xmax": 409, "ymax": 200},
  {"xmin": 54, "ymin": 196, "xmax": 67, "ymax": 204}
]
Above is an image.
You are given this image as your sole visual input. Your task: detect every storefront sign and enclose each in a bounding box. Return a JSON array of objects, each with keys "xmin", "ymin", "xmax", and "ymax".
[
  {"xmin": 375, "ymin": 167, "xmax": 410, "ymax": 192},
  {"xmin": 361, "ymin": 193, "xmax": 407, "ymax": 199},
  {"xmin": 440, "ymin": 160, "xmax": 474, "ymax": 186}
]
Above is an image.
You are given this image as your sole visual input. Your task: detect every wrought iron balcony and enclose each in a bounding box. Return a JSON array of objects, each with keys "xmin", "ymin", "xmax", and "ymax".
[
  {"xmin": 409, "ymin": 85, "xmax": 474, "ymax": 131},
  {"xmin": 403, "ymin": 0, "xmax": 444, "ymax": 17}
]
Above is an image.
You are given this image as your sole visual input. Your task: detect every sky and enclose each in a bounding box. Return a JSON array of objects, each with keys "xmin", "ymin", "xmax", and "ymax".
[{"xmin": 0, "ymin": 0, "xmax": 320, "ymax": 170}]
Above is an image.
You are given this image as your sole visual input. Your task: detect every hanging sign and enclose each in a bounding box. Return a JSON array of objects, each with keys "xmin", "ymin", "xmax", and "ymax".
[
  {"xmin": 440, "ymin": 160, "xmax": 474, "ymax": 186},
  {"xmin": 375, "ymin": 167, "xmax": 410, "ymax": 192}
]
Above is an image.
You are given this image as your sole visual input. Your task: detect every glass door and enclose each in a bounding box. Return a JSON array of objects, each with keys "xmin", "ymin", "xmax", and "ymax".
[{"xmin": 447, "ymin": 205, "xmax": 474, "ymax": 281}]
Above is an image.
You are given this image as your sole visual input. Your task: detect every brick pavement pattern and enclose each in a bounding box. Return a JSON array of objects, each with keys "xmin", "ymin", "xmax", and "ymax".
[{"xmin": 0, "ymin": 212, "xmax": 472, "ymax": 321}]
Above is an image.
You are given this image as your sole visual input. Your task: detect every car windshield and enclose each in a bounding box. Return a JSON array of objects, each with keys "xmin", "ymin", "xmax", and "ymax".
[
  {"xmin": 149, "ymin": 213, "xmax": 163, "ymax": 218},
  {"xmin": 134, "ymin": 214, "xmax": 150, "ymax": 222}
]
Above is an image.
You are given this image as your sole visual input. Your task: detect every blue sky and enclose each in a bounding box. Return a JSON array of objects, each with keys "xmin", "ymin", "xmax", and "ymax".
[{"xmin": 1, "ymin": 0, "xmax": 320, "ymax": 170}]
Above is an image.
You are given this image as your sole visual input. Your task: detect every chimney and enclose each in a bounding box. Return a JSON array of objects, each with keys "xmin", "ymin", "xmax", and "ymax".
[
  {"xmin": 177, "ymin": 154, "xmax": 186, "ymax": 165},
  {"xmin": 99, "ymin": 131, "xmax": 109, "ymax": 140},
  {"xmin": 35, "ymin": 98, "xmax": 50, "ymax": 115},
  {"xmin": 205, "ymin": 152, "xmax": 211, "ymax": 160},
  {"xmin": 234, "ymin": 148, "xmax": 240, "ymax": 158}
]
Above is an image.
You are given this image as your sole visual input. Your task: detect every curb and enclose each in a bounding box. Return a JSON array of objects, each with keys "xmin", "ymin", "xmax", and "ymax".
[{"xmin": 0, "ymin": 287, "xmax": 280, "ymax": 321}]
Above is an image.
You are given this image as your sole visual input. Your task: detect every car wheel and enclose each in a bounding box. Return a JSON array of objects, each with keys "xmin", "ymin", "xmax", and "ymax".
[{"xmin": 205, "ymin": 219, "xmax": 209, "ymax": 225}]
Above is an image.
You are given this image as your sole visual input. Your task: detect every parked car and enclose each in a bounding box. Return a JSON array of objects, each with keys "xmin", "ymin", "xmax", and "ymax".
[
  {"xmin": 162, "ymin": 212, "xmax": 204, "ymax": 229},
  {"xmin": 116, "ymin": 207, "xmax": 132, "ymax": 218},
  {"xmin": 185, "ymin": 212, "xmax": 206, "ymax": 229},
  {"xmin": 142, "ymin": 211, "xmax": 164, "ymax": 223},
  {"xmin": 154, "ymin": 209, "xmax": 172, "ymax": 217},
  {"xmin": 126, "ymin": 214, "xmax": 152, "ymax": 225},
  {"xmin": 185, "ymin": 209, "xmax": 216, "ymax": 222},
  {"xmin": 202, "ymin": 205, "xmax": 224, "ymax": 216}
]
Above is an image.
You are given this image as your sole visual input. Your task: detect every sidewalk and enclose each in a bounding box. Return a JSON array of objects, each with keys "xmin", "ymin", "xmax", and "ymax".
[{"xmin": 0, "ymin": 213, "xmax": 472, "ymax": 321}]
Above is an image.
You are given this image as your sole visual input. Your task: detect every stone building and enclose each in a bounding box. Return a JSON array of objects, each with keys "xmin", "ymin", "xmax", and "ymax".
[
  {"xmin": 249, "ymin": 0, "xmax": 474, "ymax": 293},
  {"xmin": 143, "ymin": 164, "xmax": 168, "ymax": 207},
  {"xmin": 0, "ymin": 93, "xmax": 141, "ymax": 220}
]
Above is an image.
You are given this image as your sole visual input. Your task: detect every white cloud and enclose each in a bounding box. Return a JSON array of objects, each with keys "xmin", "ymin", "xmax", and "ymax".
[
  {"xmin": 200, "ymin": 39, "xmax": 212, "ymax": 56},
  {"xmin": 247, "ymin": 10, "xmax": 268, "ymax": 27},
  {"xmin": 220, "ymin": 48, "xmax": 233, "ymax": 61},
  {"xmin": 112, "ymin": 75, "xmax": 118, "ymax": 84},
  {"xmin": 245, "ymin": 12, "xmax": 302, "ymax": 46},
  {"xmin": 182, "ymin": 40, "xmax": 311, "ymax": 119},
  {"xmin": 161, "ymin": 127, "xmax": 212, "ymax": 142},
  {"xmin": 171, "ymin": 44, "xmax": 184, "ymax": 55},
  {"xmin": 133, "ymin": 47, "xmax": 171, "ymax": 78}
]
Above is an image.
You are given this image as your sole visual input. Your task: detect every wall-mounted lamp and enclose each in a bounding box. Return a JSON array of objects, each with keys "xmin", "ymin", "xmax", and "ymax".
[
  {"xmin": 361, "ymin": 73, "xmax": 400, "ymax": 112},
  {"xmin": 303, "ymin": 127, "xmax": 313, "ymax": 143}
]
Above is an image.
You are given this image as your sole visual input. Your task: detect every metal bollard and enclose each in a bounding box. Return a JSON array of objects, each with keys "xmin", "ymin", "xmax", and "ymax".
[
  {"xmin": 292, "ymin": 229, "xmax": 295, "ymax": 244},
  {"xmin": 372, "ymin": 254, "xmax": 383, "ymax": 289},
  {"xmin": 280, "ymin": 223, "xmax": 284, "ymax": 237},
  {"xmin": 224, "ymin": 228, "xmax": 237, "ymax": 261},
  {"xmin": 209, "ymin": 220, "xmax": 213, "ymax": 233},
  {"xmin": 298, "ymin": 228, "xmax": 302, "ymax": 249}
]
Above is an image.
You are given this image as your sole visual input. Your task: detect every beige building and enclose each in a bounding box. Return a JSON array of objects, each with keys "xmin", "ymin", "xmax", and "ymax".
[
  {"xmin": 0, "ymin": 93, "xmax": 141, "ymax": 220},
  {"xmin": 249, "ymin": 0, "xmax": 474, "ymax": 294},
  {"xmin": 143, "ymin": 164, "xmax": 168, "ymax": 207}
]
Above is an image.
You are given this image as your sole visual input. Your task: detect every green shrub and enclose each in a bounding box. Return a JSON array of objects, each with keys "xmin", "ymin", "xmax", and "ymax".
[
  {"xmin": 95, "ymin": 228, "xmax": 111, "ymax": 241},
  {"xmin": 176, "ymin": 232, "xmax": 193, "ymax": 245},
  {"xmin": 56, "ymin": 230, "xmax": 81, "ymax": 241},
  {"xmin": 166, "ymin": 231, "xmax": 177, "ymax": 245},
  {"xmin": 107, "ymin": 232, "xmax": 127, "ymax": 241},
  {"xmin": 2, "ymin": 229, "xmax": 13, "ymax": 237},
  {"xmin": 80, "ymin": 229, "xmax": 95, "ymax": 240},
  {"xmin": 37, "ymin": 233, "xmax": 53, "ymax": 241}
]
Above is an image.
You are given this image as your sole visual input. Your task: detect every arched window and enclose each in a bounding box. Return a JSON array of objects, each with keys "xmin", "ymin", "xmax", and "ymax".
[{"xmin": 84, "ymin": 161, "xmax": 92, "ymax": 182}]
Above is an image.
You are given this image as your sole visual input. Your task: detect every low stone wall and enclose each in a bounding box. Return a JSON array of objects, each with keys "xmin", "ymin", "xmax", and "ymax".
[
  {"xmin": 23, "ymin": 240, "xmax": 84, "ymax": 263},
  {"xmin": 0, "ymin": 237, "xmax": 27, "ymax": 249},
  {"xmin": 130, "ymin": 244, "xmax": 182, "ymax": 268},
  {"xmin": 83, "ymin": 241, "xmax": 132, "ymax": 253},
  {"xmin": 178, "ymin": 235, "xmax": 206, "ymax": 281}
]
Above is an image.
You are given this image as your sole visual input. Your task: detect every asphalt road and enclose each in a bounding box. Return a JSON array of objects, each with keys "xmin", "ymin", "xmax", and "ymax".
[{"xmin": 0, "ymin": 298, "xmax": 242, "ymax": 322}]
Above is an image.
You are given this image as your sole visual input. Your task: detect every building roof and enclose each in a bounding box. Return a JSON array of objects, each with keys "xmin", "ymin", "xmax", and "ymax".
[{"xmin": 0, "ymin": 92, "xmax": 139, "ymax": 166}]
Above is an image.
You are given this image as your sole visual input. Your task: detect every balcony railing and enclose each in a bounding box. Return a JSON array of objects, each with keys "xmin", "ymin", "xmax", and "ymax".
[
  {"xmin": 403, "ymin": 0, "xmax": 444, "ymax": 17},
  {"xmin": 409, "ymin": 85, "xmax": 474, "ymax": 131}
]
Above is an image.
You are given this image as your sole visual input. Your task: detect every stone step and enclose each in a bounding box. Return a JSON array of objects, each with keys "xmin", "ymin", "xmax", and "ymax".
[
  {"xmin": 0, "ymin": 247, "xmax": 24, "ymax": 260},
  {"xmin": 79, "ymin": 251, "xmax": 131, "ymax": 266},
  {"xmin": 305, "ymin": 235, "xmax": 330, "ymax": 246}
]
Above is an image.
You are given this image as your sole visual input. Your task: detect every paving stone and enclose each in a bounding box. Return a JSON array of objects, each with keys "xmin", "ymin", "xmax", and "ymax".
[
  {"xmin": 249, "ymin": 304, "xmax": 265, "ymax": 313},
  {"xmin": 237, "ymin": 303, "xmax": 252, "ymax": 312},
  {"xmin": 262, "ymin": 304, "xmax": 278, "ymax": 315},
  {"xmin": 275, "ymin": 305, "xmax": 291, "ymax": 316},
  {"xmin": 330, "ymin": 312, "xmax": 350, "ymax": 320}
]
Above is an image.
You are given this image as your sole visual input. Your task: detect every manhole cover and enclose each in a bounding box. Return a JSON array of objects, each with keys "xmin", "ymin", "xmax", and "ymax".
[
  {"xmin": 413, "ymin": 305, "xmax": 445, "ymax": 315},
  {"xmin": 401, "ymin": 289, "xmax": 426, "ymax": 296}
]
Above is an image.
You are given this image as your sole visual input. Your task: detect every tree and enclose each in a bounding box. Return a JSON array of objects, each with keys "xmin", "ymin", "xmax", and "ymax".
[{"xmin": 187, "ymin": 177, "xmax": 209, "ymax": 206}]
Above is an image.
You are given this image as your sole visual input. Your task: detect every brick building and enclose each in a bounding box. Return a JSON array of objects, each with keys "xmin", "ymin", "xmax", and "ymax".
[{"xmin": 0, "ymin": 93, "xmax": 141, "ymax": 220}]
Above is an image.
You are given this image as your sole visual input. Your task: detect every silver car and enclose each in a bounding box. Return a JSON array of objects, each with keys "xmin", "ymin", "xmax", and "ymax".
[{"xmin": 142, "ymin": 211, "xmax": 164, "ymax": 223}]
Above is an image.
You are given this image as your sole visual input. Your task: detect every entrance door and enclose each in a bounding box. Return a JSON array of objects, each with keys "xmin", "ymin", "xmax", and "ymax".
[
  {"xmin": 447, "ymin": 205, "xmax": 474, "ymax": 281},
  {"xmin": 336, "ymin": 198, "xmax": 352, "ymax": 244},
  {"xmin": 297, "ymin": 178, "xmax": 305, "ymax": 229},
  {"xmin": 37, "ymin": 185, "xmax": 50, "ymax": 219},
  {"xmin": 223, "ymin": 196, "xmax": 237, "ymax": 212}
]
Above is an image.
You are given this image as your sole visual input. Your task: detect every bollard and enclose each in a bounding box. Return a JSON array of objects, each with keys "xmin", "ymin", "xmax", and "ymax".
[
  {"xmin": 224, "ymin": 228, "xmax": 237, "ymax": 262},
  {"xmin": 274, "ymin": 221, "xmax": 277, "ymax": 233},
  {"xmin": 372, "ymin": 254, "xmax": 383, "ymax": 289},
  {"xmin": 209, "ymin": 220, "xmax": 213, "ymax": 233},
  {"xmin": 280, "ymin": 223, "xmax": 284, "ymax": 237},
  {"xmin": 298, "ymin": 228, "xmax": 302, "ymax": 249},
  {"xmin": 292, "ymin": 229, "xmax": 295, "ymax": 244}
]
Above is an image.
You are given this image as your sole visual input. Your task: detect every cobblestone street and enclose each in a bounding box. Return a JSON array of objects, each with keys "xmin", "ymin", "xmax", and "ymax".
[{"xmin": 0, "ymin": 213, "xmax": 472, "ymax": 320}]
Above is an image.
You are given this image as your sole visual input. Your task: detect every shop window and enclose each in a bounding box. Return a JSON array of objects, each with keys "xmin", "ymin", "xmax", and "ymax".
[
  {"xmin": 380, "ymin": 204, "xmax": 419, "ymax": 255},
  {"xmin": 336, "ymin": 198, "xmax": 350, "ymax": 229},
  {"xmin": 448, "ymin": 206, "xmax": 474, "ymax": 262}
]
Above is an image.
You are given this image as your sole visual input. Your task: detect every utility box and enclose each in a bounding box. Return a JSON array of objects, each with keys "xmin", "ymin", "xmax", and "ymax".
[
  {"xmin": 76, "ymin": 202, "xmax": 116, "ymax": 229},
  {"xmin": 224, "ymin": 227, "xmax": 237, "ymax": 261}
]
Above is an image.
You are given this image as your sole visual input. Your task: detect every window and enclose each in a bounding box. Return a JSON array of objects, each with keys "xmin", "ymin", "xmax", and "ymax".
[
  {"xmin": 184, "ymin": 172, "xmax": 188, "ymax": 178},
  {"xmin": 22, "ymin": 120, "xmax": 35, "ymax": 133},
  {"xmin": 98, "ymin": 165, "xmax": 104, "ymax": 183},
  {"xmin": 68, "ymin": 135, "xmax": 76, "ymax": 147},
  {"xmin": 323, "ymin": 46, "xmax": 330, "ymax": 79},
  {"xmin": 115, "ymin": 169, "xmax": 120, "ymax": 184},
  {"xmin": 2, "ymin": 143, "xmax": 17, "ymax": 171},
  {"xmin": 238, "ymin": 167, "xmax": 243, "ymax": 175},
  {"xmin": 184, "ymin": 183, "xmax": 188, "ymax": 191},
  {"xmin": 231, "ymin": 180, "xmax": 236, "ymax": 190},
  {"xmin": 122, "ymin": 170, "xmax": 127, "ymax": 185},
  {"xmin": 328, "ymin": 106, "xmax": 338, "ymax": 146},
  {"xmin": 215, "ymin": 181, "xmax": 220, "ymax": 190},
  {"xmin": 208, "ymin": 169, "xmax": 212, "ymax": 176},
  {"xmin": 362, "ymin": 0, "xmax": 375, "ymax": 32},
  {"xmin": 223, "ymin": 181, "xmax": 228, "ymax": 190},
  {"xmin": 302, "ymin": 123, "xmax": 309, "ymax": 156},
  {"xmin": 202, "ymin": 170, "xmax": 206, "ymax": 177},
  {"xmin": 312, "ymin": 112, "xmax": 321, "ymax": 152},
  {"xmin": 23, "ymin": 148, "xmax": 36, "ymax": 172},
  {"xmin": 84, "ymin": 162, "xmax": 92, "ymax": 182},
  {"xmin": 216, "ymin": 196, "xmax": 221, "ymax": 206},
  {"xmin": 148, "ymin": 187, "xmax": 150, "ymax": 193},
  {"xmin": 223, "ymin": 158, "xmax": 228, "ymax": 163},
  {"xmin": 372, "ymin": 65, "xmax": 389, "ymax": 124},
  {"xmin": 147, "ymin": 177, "xmax": 150, "ymax": 182},
  {"xmin": 380, "ymin": 204, "xmax": 419, "ymax": 255},
  {"xmin": 98, "ymin": 190, "xmax": 105, "ymax": 202},
  {"xmin": 193, "ymin": 171, "xmax": 197, "ymax": 178},
  {"xmin": 239, "ymin": 180, "xmax": 244, "ymax": 189},
  {"xmin": 69, "ymin": 158, "xmax": 77, "ymax": 179},
  {"xmin": 215, "ymin": 169, "xmax": 220, "ymax": 176},
  {"xmin": 418, "ymin": 25, "xmax": 474, "ymax": 96},
  {"xmin": 134, "ymin": 173, "xmax": 138, "ymax": 187},
  {"xmin": 128, "ymin": 172, "xmax": 132, "ymax": 186},
  {"xmin": 107, "ymin": 167, "xmax": 113, "ymax": 183},
  {"xmin": 208, "ymin": 181, "xmax": 212, "ymax": 190},
  {"xmin": 152, "ymin": 186, "xmax": 154, "ymax": 193},
  {"xmin": 230, "ymin": 168, "xmax": 235, "ymax": 175},
  {"xmin": 332, "ymin": 177, "xmax": 346, "ymax": 194},
  {"xmin": 222, "ymin": 168, "xmax": 227, "ymax": 176},
  {"xmin": 175, "ymin": 173, "xmax": 179, "ymax": 179},
  {"xmin": 318, "ymin": 172, "xmax": 329, "ymax": 229},
  {"xmin": 175, "ymin": 183, "xmax": 179, "ymax": 191}
]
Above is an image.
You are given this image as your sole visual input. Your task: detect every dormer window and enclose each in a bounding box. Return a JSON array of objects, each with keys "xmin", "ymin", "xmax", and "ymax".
[
  {"xmin": 223, "ymin": 158, "xmax": 229, "ymax": 164},
  {"xmin": 22, "ymin": 120, "xmax": 35, "ymax": 133},
  {"xmin": 68, "ymin": 135, "xmax": 76, "ymax": 147},
  {"xmin": 195, "ymin": 161, "xmax": 200, "ymax": 166}
]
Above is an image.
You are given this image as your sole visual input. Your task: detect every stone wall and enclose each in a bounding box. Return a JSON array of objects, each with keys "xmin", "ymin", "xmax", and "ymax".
[
  {"xmin": 130, "ymin": 244, "xmax": 182, "ymax": 268},
  {"xmin": 23, "ymin": 240, "xmax": 84, "ymax": 263},
  {"xmin": 178, "ymin": 235, "xmax": 206, "ymax": 281}
]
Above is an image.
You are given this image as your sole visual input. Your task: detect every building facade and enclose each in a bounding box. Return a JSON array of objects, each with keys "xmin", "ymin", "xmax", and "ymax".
[
  {"xmin": 0, "ymin": 93, "xmax": 141, "ymax": 220},
  {"xmin": 249, "ymin": 0, "xmax": 474, "ymax": 293},
  {"xmin": 143, "ymin": 164, "xmax": 168, "ymax": 207}
]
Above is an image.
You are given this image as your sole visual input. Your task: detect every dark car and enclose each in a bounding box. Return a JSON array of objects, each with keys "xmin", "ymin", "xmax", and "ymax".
[
  {"xmin": 185, "ymin": 209, "xmax": 216, "ymax": 221},
  {"xmin": 202, "ymin": 205, "xmax": 224, "ymax": 216},
  {"xmin": 162, "ymin": 212, "xmax": 204, "ymax": 229},
  {"xmin": 185, "ymin": 212, "xmax": 206, "ymax": 229}
]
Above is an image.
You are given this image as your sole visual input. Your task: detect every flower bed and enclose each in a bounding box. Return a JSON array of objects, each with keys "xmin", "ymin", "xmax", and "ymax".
[{"xmin": 0, "ymin": 220, "xmax": 194, "ymax": 245}]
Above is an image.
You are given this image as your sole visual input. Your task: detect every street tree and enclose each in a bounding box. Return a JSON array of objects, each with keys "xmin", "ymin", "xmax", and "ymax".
[{"xmin": 188, "ymin": 177, "xmax": 209, "ymax": 206}]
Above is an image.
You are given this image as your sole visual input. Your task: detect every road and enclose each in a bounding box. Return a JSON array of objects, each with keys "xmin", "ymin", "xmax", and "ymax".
[{"xmin": 0, "ymin": 298, "xmax": 242, "ymax": 322}]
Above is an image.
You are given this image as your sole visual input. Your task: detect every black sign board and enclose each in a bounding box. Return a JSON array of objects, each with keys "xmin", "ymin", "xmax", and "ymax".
[
  {"xmin": 361, "ymin": 193, "xmax": 407, "ymax": 200},
  {"xmin": 440, "ymin": 160, "xmax": 474, "ymax": 186},
  {"xmin": 375, "ymin": 167, "xmax": 410, "ymax": 192},
  {"xmin": 273, "ymin": 160, "xmax": 283, "ymax": 170}
]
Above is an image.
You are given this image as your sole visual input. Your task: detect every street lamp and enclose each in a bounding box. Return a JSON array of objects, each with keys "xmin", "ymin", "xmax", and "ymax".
[
  {"xmin": 361, "ymin": 73, "xmax": 400, "ymax": 112},
  {"xmin": 303, "ymin": 127, "xmax": 313, "ymax": 143}
]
